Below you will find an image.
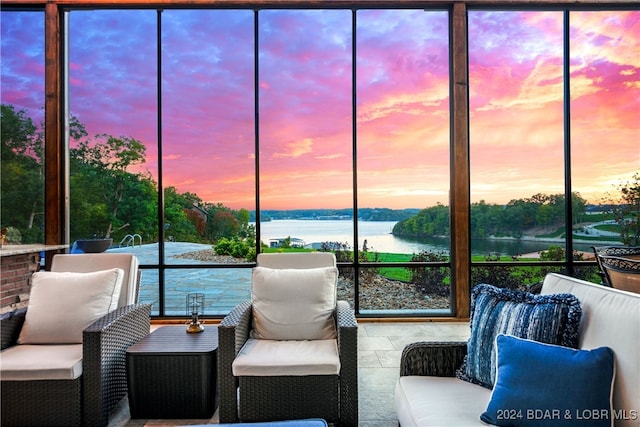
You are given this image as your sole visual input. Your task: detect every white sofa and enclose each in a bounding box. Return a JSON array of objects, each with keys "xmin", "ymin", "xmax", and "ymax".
[{"xmin": 394, "ymin": 273, "xmax": 640, "ymax": 426}]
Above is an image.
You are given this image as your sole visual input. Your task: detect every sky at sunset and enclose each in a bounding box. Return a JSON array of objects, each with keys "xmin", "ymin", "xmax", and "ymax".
[{"xmin": 1, "ymin": 8, "xmax": 638, "ymax": 211}]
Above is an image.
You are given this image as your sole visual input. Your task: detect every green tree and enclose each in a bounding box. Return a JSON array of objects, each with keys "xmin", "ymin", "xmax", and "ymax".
[
  {"xmin": 1, "ymin": 104, "xmax": 43, "ymax": 242},
  {"xmin": 70, "ymin": 134, "xmax": 146, "ymax": 238},
  {"xmin": 610, "ymin": 173, "xmax": 640, "ymax": 246},
  {"xmin": 163, "ymin": 186, "xmax": 200, "ymax": 242}
]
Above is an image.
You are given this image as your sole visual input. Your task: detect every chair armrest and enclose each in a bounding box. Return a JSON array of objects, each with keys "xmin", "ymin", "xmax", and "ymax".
[
  {"xmin": 1, "ymin": 308, "xmax": 26, "ymax": 350},
  {"xmin": 336, "ymin": 300, "xmax": 358, "ymax": 426},
  {"xmin": 218, "ymin": 300, "xmax": 252, "ymax": 423},
  {"xmin": 336, "ymin": 300, "xmax": 357, "ymax": 355},
  {"xmin": 82, "ymin": 303, "xmax": 151, "ymax": 427},
  {"xmin": 399, "ymin": 341, "xmax": 468, "ymax": 377}
]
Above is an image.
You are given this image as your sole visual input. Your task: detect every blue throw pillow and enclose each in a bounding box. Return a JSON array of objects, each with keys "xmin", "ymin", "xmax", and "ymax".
[
  {"xmin": 456, "ymin": 284, "xmax": 582, "ymax": 388},
  {"xmin": 481, "ymin": 334, "xmax": 614, "ymax": 427}
]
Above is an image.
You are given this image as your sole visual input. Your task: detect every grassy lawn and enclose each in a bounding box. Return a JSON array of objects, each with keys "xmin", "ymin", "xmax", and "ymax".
[{"xmin": 260, "ymin": 247, "xmax": 599, "ymax": 284}]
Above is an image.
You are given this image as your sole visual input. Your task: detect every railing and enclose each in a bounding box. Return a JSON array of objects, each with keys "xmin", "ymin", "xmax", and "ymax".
[{"xmin": 119, "ymin": 233, "xmax": 142, "ymax": 248}]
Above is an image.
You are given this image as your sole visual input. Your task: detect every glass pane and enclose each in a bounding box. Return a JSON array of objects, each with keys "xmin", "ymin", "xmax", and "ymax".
[
  {"xmin": 68, "ymin": 10, "xmax": 159, "ymax": 255},
  {"xmin": 469, "ymin": 11, "xmax": 566, "ymax": 260},
  {"xmin": 471, "ymin": 263, "xmax": 599, "ymax": 290},
  {"xmin": 359, "ymin": 266, "xmax": 451, "ymax": 314},
  {"xmin": 356, "ymin": 10, "xmax": 451, "ymax": 314},
  {"xmin": 471, "ymin": 265, "xmax": 558, "ymax": 291},
  {"xmin": 1, "ymin": 11, "xmax": 45, "ymax": 245},
  {"xmin": 258, "ymin": 10, "xmax": 353, "ymax": 250},
  {"xmin": 337, "ymin": 266, "xmax": 355, "ymax": 308},
  {"xmin": 162, "ymin": 10, "xmax": 256, "ymax": 264},
  {"xmin": 164, "ymin": 268, "xmax": 252, "ymax": 316},
  {"xmin": 570, "ymin": 11, "xmax": 640, "ymax": 250},
  {"xmin": 356, "ymin": 9, "xmax": 450, "ymax": 249}
]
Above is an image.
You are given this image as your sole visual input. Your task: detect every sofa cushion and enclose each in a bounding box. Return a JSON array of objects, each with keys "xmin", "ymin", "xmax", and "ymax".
[
  {"xmin": 0, "ymin": 344, "xmax": 83, "ymax": 380},
  {"xmin": 541, "ymin": 274, "xmax": 640, "ymax": 427},
  {"xmin": 481, "ymin": 334, "xmax": 614, "ymax": 427},
  {"xmin": 18, "ymin": 268, "xmax": 124, "ymax": 344},
  {"xmin": 251, "ymin": 266, "xmax": 338, "ymax": 340},
  {"xmin": 457, "ymin": 284, "xmax": 582, "ymax": 389},
  {"xmin": 395, "ymin": 375, "xmax": 491, "ymax": 427},
  {"xmin": 232, "ymin": 338, "xmax": 340, "ymax": 376}
]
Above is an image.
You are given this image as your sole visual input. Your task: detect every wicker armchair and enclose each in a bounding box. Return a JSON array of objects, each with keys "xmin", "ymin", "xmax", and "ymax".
[
  {"xmin": 0, "ymin": 253, "xmax": 151, "ymax": 427},
  {"xmin": 1, "ymin": 304, "xmax": 151, "ymax": 427},
  {"xmin": 218, "ymin": 253, "xmax": 358, "ymax": 426}
]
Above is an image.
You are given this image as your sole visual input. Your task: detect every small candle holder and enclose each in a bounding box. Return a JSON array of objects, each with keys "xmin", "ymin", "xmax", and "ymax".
[{"xmin": 186, "ymin": 293, "xmax": 205, "ymax": 333}]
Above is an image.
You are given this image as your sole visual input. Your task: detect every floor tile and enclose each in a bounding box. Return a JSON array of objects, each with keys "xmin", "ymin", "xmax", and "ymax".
[{"xmin": 109, "ymin": 322, "xmax": 468, "ymax": 426}]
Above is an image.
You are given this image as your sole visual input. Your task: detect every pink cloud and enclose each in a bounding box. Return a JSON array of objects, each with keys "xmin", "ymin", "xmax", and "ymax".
[{"xmin": 2, "ymin": 9, "xmax": 638, "ymax": 211}]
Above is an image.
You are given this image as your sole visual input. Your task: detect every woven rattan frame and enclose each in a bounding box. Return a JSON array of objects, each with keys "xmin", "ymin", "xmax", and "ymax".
[
  {"xmin": 1, "ymin": 304, "xmax": 151, "ymax": 427},
  {"xmin": 239, "ymin": 375, "xmax": 339, "ymax": 422},
  {"xmin": 399, "ymin": 341, "xmax": 468, "ymax": 378},
  {"xmin": 218, "ymin": 300, "xmax": 357, "ymax": 426}
]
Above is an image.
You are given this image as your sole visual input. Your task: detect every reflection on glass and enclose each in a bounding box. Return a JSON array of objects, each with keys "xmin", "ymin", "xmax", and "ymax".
[
  {"xmin": 258, "ymin": 10, "xmax": 353, "ymax": 247},
  {"xmin": 357, "ymin": 9, "xmax": 450, "ymax": 256},
  {"xmin": 162, "ymin": 10, "xmax": 255, "ymax": 262},
  {"xmin": 469, "ymin": 11, "xmax": 566, "ymax": 258},
  {"xmin": 471, "ymin": 264, "xmax": 599, "ymax": 291},
  {"xmin": 139, "ymin": 268, "xmax": 160, "ymax": 315},
  {"xmin": 0, "ymin": 11, "xmax": 45, "ymax": 244},
  {"xmin": 68, "ymin": 10, "xmax": 158, "ymax": 250},
  {"xmin": 358, "ymin": 266, "xmax": 451, "ymax": 314},
  {"xmin": 337, "ymin": 267, "xmax": 355, "ymax": 308},
  {"xmin": 569, "ymin": 11, "xmax": 639, "ymax": 252},
  {"xmin": 164, "ymin": 268, "xmax": 252, "ymax": 316}
]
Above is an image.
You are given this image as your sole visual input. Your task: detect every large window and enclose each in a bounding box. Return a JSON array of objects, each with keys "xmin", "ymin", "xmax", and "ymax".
[
  {"xmin": 2, "ymin": 3, "xmax": 637, "ymax": 318},
  {"xmin": 468, "ymin": 10, "xmax": 567, "ymax": 289},
  {"xmin": 356, "ymin": 9, "xmax": 451, "ymax": 313},
  {"xmin": 1, "ymin": 10, "xmax": 45, "ymax": 245},
  {"xmin": 569, "ymin": 11, "xmax": 640, "ymax": 252},
  {"xmin": 62, "ymin": 7, "xmax": 455, "ymax": 317},
  {"xmin": 468, "ymin": 9, "xmax": 639, "ymax": 290}
]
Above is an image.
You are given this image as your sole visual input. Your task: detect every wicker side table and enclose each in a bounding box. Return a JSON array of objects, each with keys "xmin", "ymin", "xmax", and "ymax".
[{"xmin": 126, "ymin": 326, "xmax": 218, "ymax": 419}]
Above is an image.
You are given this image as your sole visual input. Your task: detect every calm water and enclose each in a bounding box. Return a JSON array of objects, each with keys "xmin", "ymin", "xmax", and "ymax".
[{"xmin": 257, "ymin": 219, "xmax": 598, "ymax": 256}]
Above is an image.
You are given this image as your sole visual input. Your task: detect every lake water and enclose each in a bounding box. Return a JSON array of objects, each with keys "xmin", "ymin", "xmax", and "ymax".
[{"xmin": 257, "ymin": 219, "xmax": 599, "ymax": 256}]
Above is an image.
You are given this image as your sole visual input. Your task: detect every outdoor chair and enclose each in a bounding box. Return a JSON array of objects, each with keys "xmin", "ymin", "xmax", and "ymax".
[
  {"xmin": 1, "ymin": 253, "xmax": 151, "ymax": 427},
  {"xmin": 218, "ymin": 252, "xmax": 358, "ymax": 426},
  {"xmin": 592, "ymin": 246, "xmax": 640, "ymax": 293}
]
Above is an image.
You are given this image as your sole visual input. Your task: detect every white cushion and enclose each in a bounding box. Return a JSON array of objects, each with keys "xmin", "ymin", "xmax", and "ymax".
[
  {"xmin": 394, "ymin": 376, "xmax": 491, "ymax": 426},
  {"xmin": 0, "ymin": 344, "xmax": 83, "ymax": 380},
  {"xmin": 17, "ymin": 268, "xmax": 124, "ymax": 344},
  {"xmin": 541, "ymin": 273, "xmax": 640, "ymax": 426},
  {"xmin": 251, "ymin": 266, "xmax": 338, "ymax": 340},
  {"xmin": 232, "ymin": 338, "xmax": 340, "ymax": 376},
  {"xmin": 51, "ymin": 253, "xmax": 139, "ymax": 307},
  {"xmin": 257, "ymin": 252, "xmax": 337, "ymax": 269}
]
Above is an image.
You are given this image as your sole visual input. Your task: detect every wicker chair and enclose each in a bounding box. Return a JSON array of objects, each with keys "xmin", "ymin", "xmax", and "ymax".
[
  {"xmin": 0, "ymin": 253, "xmax": 151, "ymax": 427},
  {"xmin": 218, "ymin": 252, "xmax": 358, "ymax": 426},
  {"xmin": 592, "ymin": 246, "xmax": 640, "ymax": 293}
]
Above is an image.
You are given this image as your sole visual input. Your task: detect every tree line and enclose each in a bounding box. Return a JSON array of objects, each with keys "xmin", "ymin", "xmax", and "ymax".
[
  {"xmin": 1, "ymin": 104, "xmax": 252, "ymax": 245},
  {"xmin": 2, "ymin": 103, "xmax": 637, "ymax": 247},
  {"xmin": 392, "ymin": 194, "xmax": 590, "ymax": 239}
]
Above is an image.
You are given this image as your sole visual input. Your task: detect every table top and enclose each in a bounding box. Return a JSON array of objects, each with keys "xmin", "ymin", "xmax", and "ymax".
[{"xmin": 127, "ymin": 325, "xmax": 218, "ymax": 355}]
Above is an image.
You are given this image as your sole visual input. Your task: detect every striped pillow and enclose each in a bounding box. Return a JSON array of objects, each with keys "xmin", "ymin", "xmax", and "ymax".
[{"xmin": 456, "ymin": 284, "xmax": 582, "ymax": 389}]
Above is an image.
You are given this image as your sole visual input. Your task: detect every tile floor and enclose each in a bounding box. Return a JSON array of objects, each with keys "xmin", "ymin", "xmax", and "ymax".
[{"xmin": 109, "ymin": 321, "xmax": 470, "ymax": 427}]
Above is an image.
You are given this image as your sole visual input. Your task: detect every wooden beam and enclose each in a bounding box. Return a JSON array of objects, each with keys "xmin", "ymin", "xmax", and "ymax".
[
  {"xmin": 2, "ymin": 0, "xmax": 636, "ymax": 6},
  {"xmin": 44, "ymin": 3, "xmax": 64, "ymax": 264},
  {"xmin": 451, "ymin": 2, "xmax": 470, "ymax": 319}
]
